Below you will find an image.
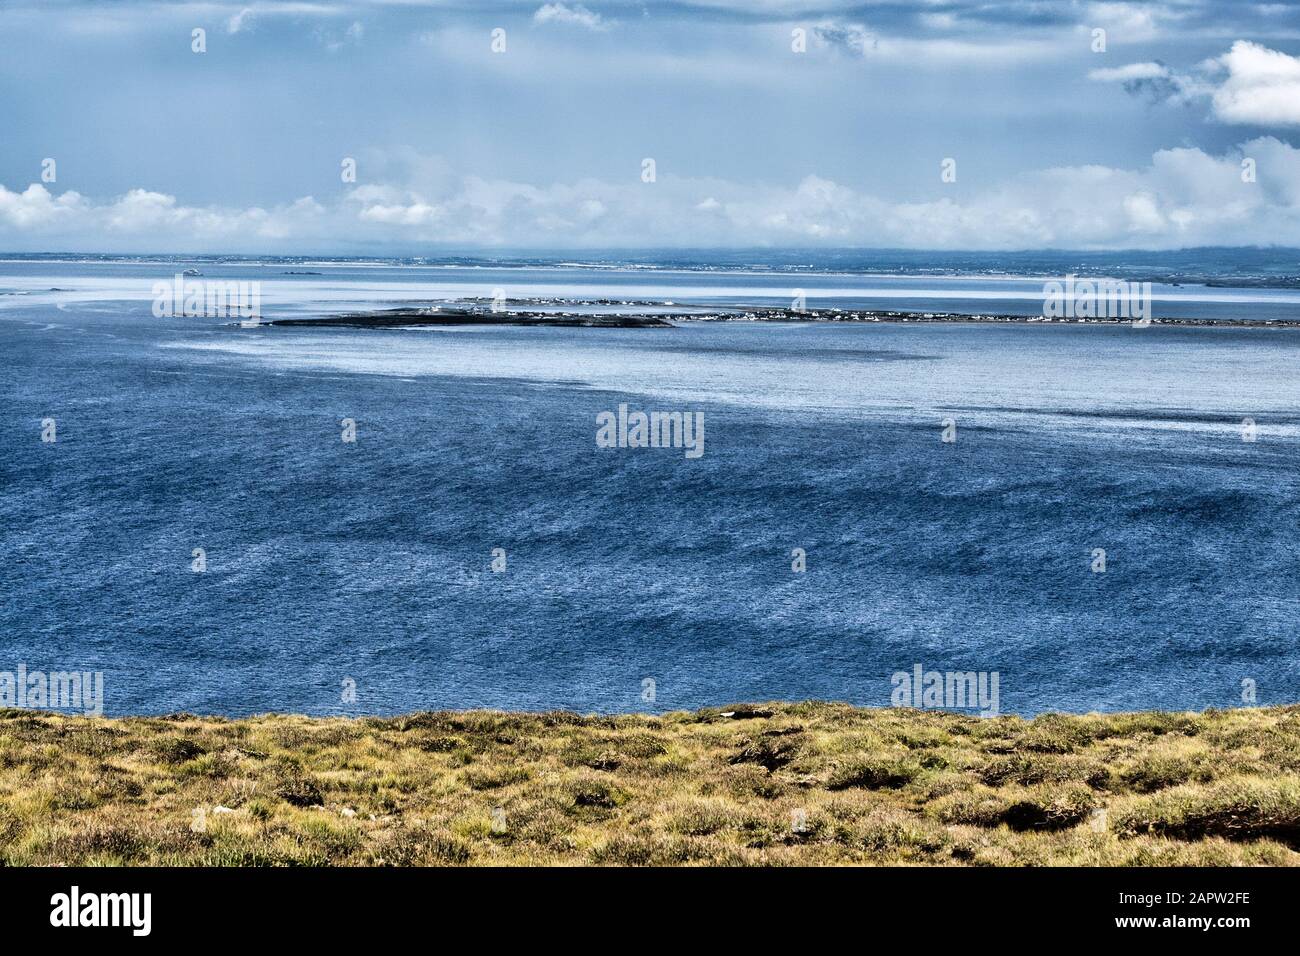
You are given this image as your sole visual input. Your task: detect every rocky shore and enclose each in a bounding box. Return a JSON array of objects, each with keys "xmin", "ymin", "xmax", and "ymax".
[{"xmin": 263, "ymin": 306, "xmax": 674, "ymax": 329}]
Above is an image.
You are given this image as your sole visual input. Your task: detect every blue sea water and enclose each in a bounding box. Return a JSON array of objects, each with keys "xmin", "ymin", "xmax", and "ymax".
[{"xmin": 2, "ymin": 254, "xmax": 1300, "ymax": 717}]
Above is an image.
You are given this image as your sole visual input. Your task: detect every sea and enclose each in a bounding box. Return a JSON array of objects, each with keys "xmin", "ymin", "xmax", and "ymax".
[{"xmin": 2, "ymin": 249, "xmax": 1299, "ymax": 717}]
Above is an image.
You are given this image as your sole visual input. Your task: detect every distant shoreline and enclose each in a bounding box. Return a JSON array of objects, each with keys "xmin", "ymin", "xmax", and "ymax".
[
  {"xmin": 259, "ymin": 303, "xmax": 1300, "ymax": 330},
  {"xmin": 262, "ymin": 306, "xmax": 673, "ymax": 329},
  {"xmin": 7, "ymin": 250, "xmax": 1300, "ymax": 292}
]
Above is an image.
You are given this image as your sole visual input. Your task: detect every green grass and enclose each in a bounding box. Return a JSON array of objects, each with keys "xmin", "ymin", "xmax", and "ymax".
[{"xmin": 0, "ymin": 702, "xmax": 1297, "ymax": 866}]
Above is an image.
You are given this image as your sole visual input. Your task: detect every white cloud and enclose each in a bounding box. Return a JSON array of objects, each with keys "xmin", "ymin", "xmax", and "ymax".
[
  {"xmin": 1122, "ymin": 191, "xmax": 1166, "ymax": 233},
  {"xmin": 358, "ymin": 200, "xmax": 442, "ymax": 226},
  {"xmin": 0, "ymin": 184, "xmax": 323, "ymax": 241},
  {"xmin": 4, "ymin": 139, "xmax": 1299, "ymax": 251},
  {"xmin": 533, "ymin": 4, "xmax": 607, "ymax": 31},
  {"xmin": 1095, "ymin": 41, "xmax": 1300, "ymax": 126},
  {"xmin": 1209, "ymin": 40, "xmax": 1300, "ymax": 126},
  {"xmin": 0, "ymin": 184, "xmax": 90, "ymax": 229}
]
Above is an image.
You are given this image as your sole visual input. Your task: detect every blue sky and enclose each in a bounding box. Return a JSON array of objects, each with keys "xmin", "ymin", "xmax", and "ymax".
[{"xmin": 1, "ymin": 0, "xmax": 1299, "ymax": 251}]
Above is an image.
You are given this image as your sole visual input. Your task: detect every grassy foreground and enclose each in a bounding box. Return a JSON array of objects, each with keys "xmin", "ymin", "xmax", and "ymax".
[{"xmin": 1, "ymin": 702, "xmax": 1298, "ymax": 866}]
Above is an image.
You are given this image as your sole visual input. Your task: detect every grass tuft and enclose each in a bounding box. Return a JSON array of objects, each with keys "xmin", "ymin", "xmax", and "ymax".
[{"xmin": 0, "ymin": 703, "xmax": 1296, "ymax": 865}]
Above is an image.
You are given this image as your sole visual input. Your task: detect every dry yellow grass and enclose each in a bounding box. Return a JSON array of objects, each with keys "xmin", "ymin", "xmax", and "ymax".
[{"xmin": 1, "ymin": 702, "xmax": 1298, "ymax": 866}]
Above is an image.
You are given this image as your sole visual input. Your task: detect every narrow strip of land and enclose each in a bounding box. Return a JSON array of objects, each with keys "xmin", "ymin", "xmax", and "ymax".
[{"xmin": 260, "ymin": 303, "xmax": 1300, "ymax": 330}]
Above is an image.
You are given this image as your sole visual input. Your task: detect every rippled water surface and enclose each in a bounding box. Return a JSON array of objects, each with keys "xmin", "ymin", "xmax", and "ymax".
[{"xmin": 3, "ymin": 260, "xmax": 1298, "ymax": 716}]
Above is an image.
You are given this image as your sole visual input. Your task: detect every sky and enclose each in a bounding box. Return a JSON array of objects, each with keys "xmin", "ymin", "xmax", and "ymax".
[{"xmin": 1, "ymin": 0, "xmax": 1299, "ymax": 252}]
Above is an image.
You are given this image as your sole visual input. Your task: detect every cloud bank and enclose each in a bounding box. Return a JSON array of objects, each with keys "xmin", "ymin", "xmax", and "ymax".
[{"xmin": 2, "ymin": 138, "xmax": 1297, "ymax": 252}]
